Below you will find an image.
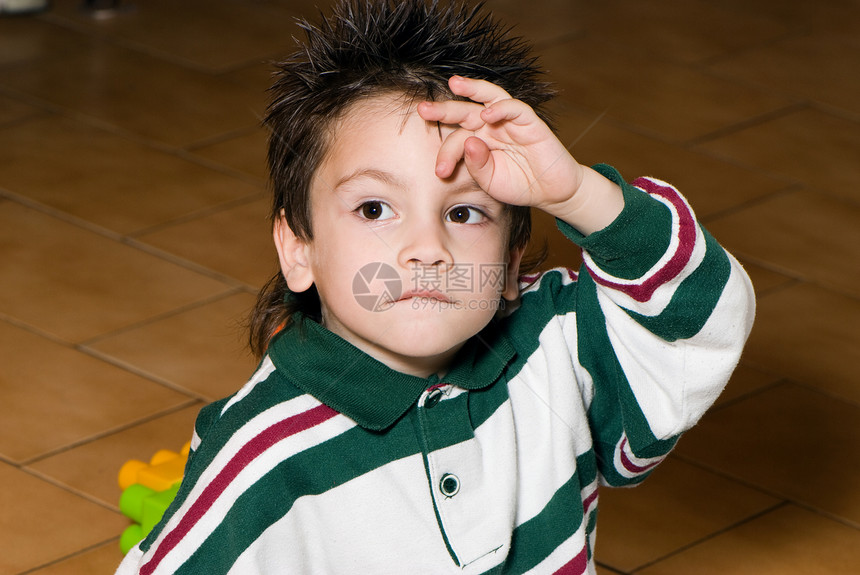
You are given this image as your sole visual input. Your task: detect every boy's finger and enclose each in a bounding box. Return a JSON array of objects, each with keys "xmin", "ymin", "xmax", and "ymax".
[
  {"xmin": 434, "ymin": 128, "xmax": 472, "ymax": 178},
  {"xmin": 462, "ymin": 136, "xmax": 494, "ymax": 190},
  {"xmin": 448, "ymin": 75, "xmax": 512, "ymax": 106},
  {"xmin": 417, "ymin": 100, "xmax": 486, "ymax": 131},
  {"xmin": 481, "ymin": 98, "xmax": 534, "ymax": 126}
]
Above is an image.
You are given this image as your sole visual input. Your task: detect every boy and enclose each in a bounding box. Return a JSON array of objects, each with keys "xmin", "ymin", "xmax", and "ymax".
[{"xmin": 117, "ymin": 1, "xmax": 754, "ymax": 573}]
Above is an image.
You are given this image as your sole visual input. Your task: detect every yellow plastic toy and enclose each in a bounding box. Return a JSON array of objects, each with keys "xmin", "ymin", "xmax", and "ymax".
[{"xmin": 118, "ymin": 442, "xmax": 190, "ymax": 553}]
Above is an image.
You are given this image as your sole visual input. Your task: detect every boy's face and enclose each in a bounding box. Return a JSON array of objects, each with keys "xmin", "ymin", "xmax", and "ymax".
[{"xmin": 280, "ymin": 95, "xmax": 522, "ymax": 377}]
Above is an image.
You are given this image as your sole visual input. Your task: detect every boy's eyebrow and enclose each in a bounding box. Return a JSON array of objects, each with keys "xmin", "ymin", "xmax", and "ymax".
[
  {"xmin": 333, "ymin": 168, "xmax": 489, "ymax": 199},
  {"xmin": 334, "ymin": 168, "xmax": 402, "ymax": 192}
]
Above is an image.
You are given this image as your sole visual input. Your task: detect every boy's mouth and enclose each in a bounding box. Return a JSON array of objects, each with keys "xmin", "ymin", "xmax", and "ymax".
[{"xmin": 396, "ymin": 289, "xmax": 451, "ymax": 304}]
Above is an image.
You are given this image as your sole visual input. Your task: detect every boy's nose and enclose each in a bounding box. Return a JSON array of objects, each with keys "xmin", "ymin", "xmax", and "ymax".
[{"xmin": 397, "ymin": 217, "xmax": 453, "ymax": 270}]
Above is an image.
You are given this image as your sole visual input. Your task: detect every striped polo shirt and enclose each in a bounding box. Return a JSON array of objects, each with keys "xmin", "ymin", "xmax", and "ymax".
[{"xmin": 116, "ymin": 166, "xmax": 755, "ymax": 574}]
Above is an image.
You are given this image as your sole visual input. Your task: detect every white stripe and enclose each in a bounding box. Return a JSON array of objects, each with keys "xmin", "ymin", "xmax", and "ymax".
[
  {"xmin": 220, "ymin": 356, "xmax": 277, "ymax": 416},
  {"xmin": 583, "ymin": 193, "xmax": 707, "ymax": 317},
  {"xmin": 503, "ymin": 314, "xmax": 595, "ymax": 527},
  {"xmin": 602, "ymin": 255, "xmax": 754, "ymax": 439},
  {"xmin": 146, "ymin": 395, "xmax": 355, "ymax": 575}
]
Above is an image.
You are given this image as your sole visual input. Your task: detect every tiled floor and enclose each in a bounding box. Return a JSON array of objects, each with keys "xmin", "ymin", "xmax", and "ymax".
[{"xmin": 1, "ymin": 0, "xmax": 858, "ymax": 573}]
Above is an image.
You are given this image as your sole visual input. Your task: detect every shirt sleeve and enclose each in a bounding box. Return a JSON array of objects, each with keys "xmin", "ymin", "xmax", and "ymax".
[{"xmin": 560, "ymin": 164, "xmax": 755, "ymax": 486}]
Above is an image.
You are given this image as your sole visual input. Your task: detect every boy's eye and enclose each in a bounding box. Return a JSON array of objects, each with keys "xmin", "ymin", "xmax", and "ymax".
[
  {"xmin": 446, "ymin": 205, "xmax": 485, "ymax": 224},
  {"xmin": 357, "ymin": 201, "xmax": 394, "ymax": 221}
]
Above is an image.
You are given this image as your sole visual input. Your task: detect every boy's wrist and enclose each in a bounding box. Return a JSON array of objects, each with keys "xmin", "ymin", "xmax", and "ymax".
[{"xmin": 542, "ymin": 165, "xmax": 625, "ymax": 236}]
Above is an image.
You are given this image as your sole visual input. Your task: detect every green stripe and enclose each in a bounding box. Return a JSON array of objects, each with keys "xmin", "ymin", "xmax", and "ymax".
[
  {"xmin": 560, "ymin": 164, "xmax": 673, "ymax": 280},
  {"xmin": 488, "ymin": 451, "xmax": 596, "ymax": 574},
  {"xmin": 624, "ymin": 227, "xmax": 731, "ymax": 341},
  {"xmin": 175, "ymin": 410, "xmax": 424, "ymax": 573},
  {"xmin": 575, "ymin": 270, "xmax": 678, "ymax": 482}
]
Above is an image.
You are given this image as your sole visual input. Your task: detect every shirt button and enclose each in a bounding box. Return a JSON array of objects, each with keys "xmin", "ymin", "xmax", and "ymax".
[
  {"xmin": 424, "ymin": 388, "xmax": 444, "ymax": 408},
  {"xmin": 439, "ymin": 473, "xmax": 460, "ymax": 497}
]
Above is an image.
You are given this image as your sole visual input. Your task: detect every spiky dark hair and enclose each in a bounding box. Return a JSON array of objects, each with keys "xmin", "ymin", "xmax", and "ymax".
[{"xmin": 250, "ymin": 0, "xmax": 556, "ymax": 357}]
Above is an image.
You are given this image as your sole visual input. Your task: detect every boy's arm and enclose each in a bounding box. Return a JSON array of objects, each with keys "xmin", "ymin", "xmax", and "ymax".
[{"xmin": 423, "ymin": 77, "xmax": 755, "ymax": 485}]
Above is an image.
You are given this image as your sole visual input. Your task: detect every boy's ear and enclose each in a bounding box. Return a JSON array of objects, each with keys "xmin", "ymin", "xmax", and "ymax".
[
  {"xmin": 502, "ymin": 246, "xmax": 526, "ymax": 301},
  {"xmin": 273, "ymin": 211, "xmax": 315, "ymax": 293}
]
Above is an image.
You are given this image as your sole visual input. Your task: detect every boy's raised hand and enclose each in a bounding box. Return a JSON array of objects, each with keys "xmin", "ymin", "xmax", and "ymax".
[{"xmin": 417, "ymin": 76, "xmax": 623, "ymax": 235}]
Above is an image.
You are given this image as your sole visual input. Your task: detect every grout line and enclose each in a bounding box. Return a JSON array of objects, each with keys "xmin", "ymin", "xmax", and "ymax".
[
  {"xmin": 19, "ymin": 465, "xmax": 125, "ymax": 513},
  {"xmin": 16, "ymin": 536, "xmax": 121, "ymax": 575},
  {"xmin": 21, "ymin": 398, "xmax": 203, "ymax": 468},
  {"xmin": 685, "ymin": 102, "xmax": 809, "ymax": 147},
  {"xmin": 628, "ymin": 501, "xmax": 791, "ymax": 573}
]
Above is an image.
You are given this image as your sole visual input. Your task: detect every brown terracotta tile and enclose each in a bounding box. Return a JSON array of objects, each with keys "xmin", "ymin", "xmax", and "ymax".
[
  {"xmin": 188, "ymin": 127, "xmax": 269, "ymax": 183},
  {"xmin": 595, "ymin": 458, "xmax": 780, "ymax": 572},
  {"xmin": 567, "ymin": 0, "xmax": 791, "ymax": 64},
  {"xmin": 714, "ymin": 363, "xmax": 782, "ymax": 407},
  {"xmin": 27, "ymin": 541, "xmax": 125, "ymax": 575},
  {"xmin": 0, "ymin": 93, "xmax": 44, "ymax": 126},
  {"xmin": 0, "ymin": 202, "xmax": 233, "ymax": 343},
  {"xmin": 739, "ymin": 283, "xmax": 860, "ymax": 403},
  {"xmin": 88, "ymin": 292, "xmax": 259, "ymax": 401},
  {"xmin": 0, "ymin": 462, "xmax": 127, "ymax": 574},
  {"xmin": 0, "ymin": 40, "xmax": 263, "ymax": 148},
  {"xmin": 709, "ymin": 30, "xmax": 860, "ymax": 116},
  {"xmin": 638, "ymin": 505, "xmax": 860, "ymax": 575},
  {"xmin": 0, "ymin": 14, "xmax": 89, "ymax": 67},
  {"xmin": 705, "ymin": 189, "xmax": 860, "ymax": 300},
  {"xmin": 135, "ymin": 198, "xmax": 276, "ymax": 289},
  {"xmin": 697, "ymin": 107, "xmax": 860, "ymax": 204},
  {"xmin": 677, "ymin": 382, "xmax": 860, "ymax": 525},
  {"xmin": 27, "ymin": 404, "xmax": 202, "ymax": 509},
  {"xmin": 551, "ymin": 108, "xmax": 790, "ymax": 219},
  {"xmin": 0, "ymin": 320, "xmax": 193, "ymax": 463},
  {"xmin": 737, "ymin": 260, "xmax": 797, "ymax": 296},
  {"xmin": 0, "ymin": 115, "xmax": 262, "ymax": 235},
  {"xmin": 45, "ymin": 0, "xmax": 305, "ymax": 73},
  {"xmin": 539, "ymin": 35, "xmax": 792, "ymax": 143}
]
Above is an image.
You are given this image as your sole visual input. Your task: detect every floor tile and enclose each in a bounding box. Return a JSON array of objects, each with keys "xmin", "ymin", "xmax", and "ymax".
[
  {"xmin": 737, "ymin": 261, "xmax": 797, "ymax": 296},
  {"xmin": 27, "ymin": 404, "xmax": 202, "ymax": 509},
  {"xmin": 705, "ymin": 189, "xmax": 860, "ymax": 299},
  {"xmin": 738, "ymin": 283, "xmax": 860, "ymax": 403},
  {"xmin": 539, "ymin": 35, "xmax": 792, "ymax": 143},
  {"xmin": 0, "ymin": 320, "xmax": 192, "ymax": 464},
  {"xmin": 713, "ymin": 363, "xmax": 782, "ymax": 407},
  {"xmin": 0, "ymin": 93, "xmax": 44, "ymax": 127},
  {"xmin": 188, "ymin": 127, "xmax": 269, "ymax": 183},
  {"xmin": 569, "ymin": 0, "xmax": 791, "ymax": 64},
  {"xmin": 0, "ymin": 115, "xmax": 262, "ymax": 235},
  {"xmin": 135, "ymin": 197, "xmax": 275, "ymax": 289},
  {"xmin": 45, "ymin": 0, "xmax": 307, "ymax": 73},
  {"xmin": 27, "ymin": 541, "xmax": 125, "ymax": 575},
  {"xmin": 0, "ymin": 39, "xmax": 262, "ymax": 148},
  {"xmin": 595, "ymin": 458, "xmax": 780, "ymax": 572},
  {"xmin": 0, "ymin": 202, "xmax": 233, "ymax": 343},
  {"xmin": 551, "ymin": 108, "xmax": 790, "ymax": 219},
  {"xmin": 0, "ymin": 462, "xmax": 127, "ymax": 574},
  {"xmin": 697, "ymin": 107, "xmax": 860, "ymax": 203},
  {"xmin": 0, "ymin": 14, "xmax": 88, "ymax": 68},
  {"xmin": 709, "ymin": 30, "xmax": 860, "ymax": 117},
  {"xmin": 87, "ymin": 292, "xmax": 259, "ymax": 401},
  {"xmin": 676, "ymin": 382, "xmax": 860, "ymax": 525},
  {"xmin": 637, "ymin": 504, "xmax": 860, "ymax": 575}
]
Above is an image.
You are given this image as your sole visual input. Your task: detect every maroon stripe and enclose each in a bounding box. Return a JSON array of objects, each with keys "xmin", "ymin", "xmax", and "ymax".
[
  {"xmin": 582, "ymin": 487, "xmax": 598, "ymax": 512},
  {"xmin": 619, "ymin": 437, "xmax": 662, "ymax": 474},
  {"xmin": 141, "ymin": 403, "xmax": 339, "ymax": 575},
  {"xmin": 588, "ymin": 178, "xmax": 697, "ymax": 302},
  {"xmin": 553, "ymin": 544, "xmax": 588, "ymax": 575}
]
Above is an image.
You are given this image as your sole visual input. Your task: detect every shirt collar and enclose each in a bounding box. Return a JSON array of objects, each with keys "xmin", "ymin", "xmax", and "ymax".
[{"xmin": 266, "ymin": 313, "xmax": 515, "ymax": 431}]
